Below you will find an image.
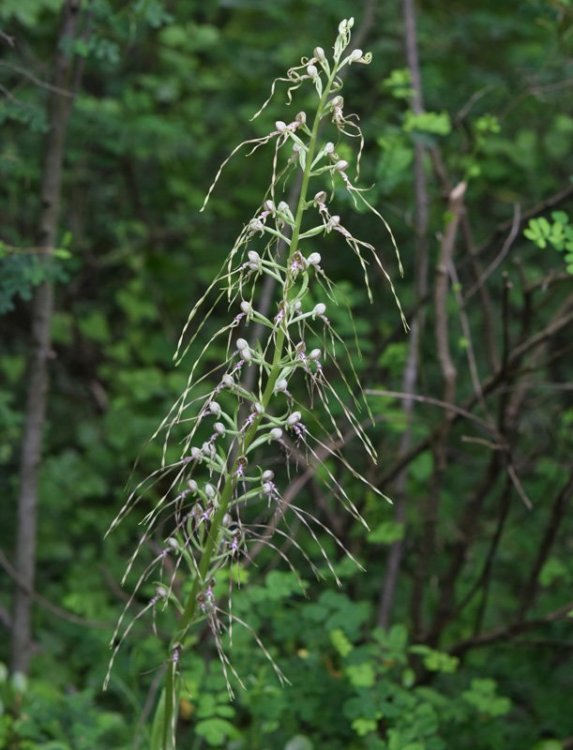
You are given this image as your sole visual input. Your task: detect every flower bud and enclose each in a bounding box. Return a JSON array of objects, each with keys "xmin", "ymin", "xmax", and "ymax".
[
  {"xmin": 329, "ymin": 215, "xmax": 341, "ymax": 227},
  {"xmin": 287, "ymin": 411, "xmax": 302, "ymax": 426},
  {"xmin": 221, "ymin": 374, "xmax": 234, "ymax": 388},
  {"xmin": 335, "ymin": 160, "xmax": 349, "ymax": 172},
  {"xmin": 236, "ymin": 338, "xmax": 249, "ymax": 351},
  {"xmin": 309, "ymin": 348, "xmax": 322, "ymax": 360},
  {"xmin": 188, "ymin": 479, "xmax": 198, "ymax": 492},
  {"xmin": 262, "ymin": 469, "xmax": 275, "ymax": 481},
  {"xmin": 331, "ymin": 95, "xmax": 343, "ymax": 108},
  {"xmin": 156, "ymin": 585, "xmax": 168, "ymax": 598},
  {"xmin": 242, "ymin": 347, "xmax": 252, "ymax": 361},
  {"xmin": 240, "ymin": 300, "xmax": 252, "ymax": 314},
  {"xmin": 275, "ymin": 120, "xmax": 287, "ymax": 132},
  {"xmin": 278, "ymin": 201, "xmax": 290, "ymax": 213},
  {"xmin": 270, "ymin": 427, "xmax": 283, "ymax": 441},
  {"xmin": 254, "ymin": 402, "xmax": 264, "ymax": 414},
  {"xmin": 293, "ymin": 299, "xmax": 302, "ymax": 312},
  {"xmin": 306, "ymin": 64, "xmax": 318, "ymax": 78},
  {"xmin": 324, "ymin": 142, "xmax": 335, "ymax": 154},
  {"xmin": 314, "ymin": 46, "xmax": 326, "ymax": 62},
  {"xmin": 314, "ymin": 191, "xmax": 327, "ymax": 205},
  {"xmin": 167, "ymin": 537, "xmax": 179, "ymax": 549},
  {"xmin": 249, "ymin": 218, "xmax": 264, "ymax": 232},
  {"xmin": 349, "ymin": 48, "xmax": 363, "ymax": 62},
  {"xmin": 191, "ymin": 447, "xmax": 202, "ymax": 460},
  {"xmin": 214, "ymin": 422, "xmax": 225, "ymax": 435},
  {"xmin": 209, "ymin": 401, "xmax": 222, "ymax": 416},
  {"xmin": 222, "ymin": 513, "xmax": 232, "ymax": 527},
  {"xmin": 247, "ymin": 250, "xmax": 261, "ymax": 265},
  {"xmin": 313, "ymin": 303, "xmax": 327, "ymax": 316},
  {"xmin": 275, "ymin": 378, "xmax": 288, "ymax": 393},
  {"xmin": 307, "ymin": 252, "xmax": 321, "ymax": 266},
  {"xmin": 264, "ymin": 199, "xmax": 275, "ymax": 212},
  {"xmin": 205, "ymin": 483, "xmax": 216, "ymax": 499},
  {"xmin": 295, "ymin": 111, "xmax": 306, "ymax": 125}
]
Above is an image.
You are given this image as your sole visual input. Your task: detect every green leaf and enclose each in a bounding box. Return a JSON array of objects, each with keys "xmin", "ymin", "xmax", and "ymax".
[
  {"xmin": 346, "ymin": 662, "xmax": 375, "ymax": 688},
  {"xmin": 330, "ymin": 628, "xmax": 353, "ymax": 657},
  {"xmin": 403, "ymin": 111, "xmax": 451, "ymax": 135},
  {"xmin": 195, "ymin": 717, "xmax": 240, "ymax": 746},
  {"xmin": 351, "ymin": 717, "xmax": 378, "ymax": 736},
  {"xmin": 285, "ymin": 736, "xmax": 314, "ymax": 750}
]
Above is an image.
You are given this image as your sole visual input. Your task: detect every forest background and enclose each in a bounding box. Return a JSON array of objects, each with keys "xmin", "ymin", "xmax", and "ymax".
[{"xmin": 1, "ymin": 1, "xmax": 572, "ymax": 748}]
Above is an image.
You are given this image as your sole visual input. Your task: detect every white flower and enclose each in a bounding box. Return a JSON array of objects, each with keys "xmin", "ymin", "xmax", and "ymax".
[
  {"xmin": 270, "ymin": 427, "xmax": 283, "ymax": 441},
  {"xmin": 275, "ymin": 120, "xmax": 287, "ymax": 132},
  {"xmin": 221, "ymin": 374, "xmax": 234, "ymax": 388},
  {"xmin": 275, "ymin": 378, "xmax": 289, "ymax": 393}
]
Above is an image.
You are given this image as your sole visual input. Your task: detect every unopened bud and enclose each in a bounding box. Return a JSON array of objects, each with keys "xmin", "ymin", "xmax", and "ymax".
[
  {"xmin": 314, "ymin": 191, "xmax": 327, "ymax": 204},
  {"xmin": 275, "ymin": 120, "xmax": 287, "ymax": 132},
  {"xmin": 209, "ymin": 401, "xmax": 222, "ymax": 416},
  {"xmin": 264, "ymin": 199, "xmax": 275, "ymax": 212},
  {"xmin": 287, "ymin": 411, "xmax": 302, "ymax": 426},
  {"xmin": 156, "ymin": 585, "xmax": 168, "ymax": 598},
  {"xmin": 222, "ymin": 513, "xmax": 232, "ymax": 527},
  {"xmin": 205, "ymin": 483, "xmax": 216, "ymax": 499},
  {"xmin": 214, "ymin": 422, "xmax": 225, "ymax": 435},
  {"xmin": 313, "ymin": 303, "xmax": 327, "ymax": 316},
  {"xmin": 331, "ymin": 95, "xmax": 343, "ymax": 108},
  {"xmin": 240, "ymin": 300, "xmax": 252, "ymax": 314},
  {"xmin": 236, "ymin": 338, "xmax": 249, "ymax": 351},
  {"xmin": 349, "ymin": 48, "xmax": 363, "ymax": 62},
  {"xmin": 254, "ymin": 402, "xmax": 264, "ymax": 414},
  {"xmin": 167, "ymin": 537, "xmax": 179, "ymax": 549},
  {"xmin": 307, "ymin": 252, "xmax": 321, "ymax": 266},
  {"xmin": 275, "ymin": 378, "xmax": 288, "ymax": 393},
  {"xmin": 314, "ymin": 46, "xmax": 326, "ymax": 62},
  {"xmin": 221, "ymin": 374, "xmax": 234, "ymax": 388},
  {"xmin": 242, "ymin": 347, "xmax": 252, "ymax": 361},
  {"xmin": 191, "ymin": 447, "xmax": 202, "ymax": 460},
  {"xmin": 270, "ymin": 427, "xmax": 283, "ymax": 441},
  {"xmin": 293, "ymin": 299, "xmax": 302, "ymax": 312},
  {"xmin": 324, "ymin": 142, "xmax": 335, "ymax": 154},
  {"xmin": 262, "ymin": 470, "xmax": 275, "ymax": 481},
  {"xmin": 306, "ymin": 64, "xmax": 318, "ymax": 78},
  {"xmin": 188, "ymin": 479, "xmax": 198, "ymax": 492},
  {"xmin": 309, "ymin": 348, "xmax": 322, "ymax": 360},
  {"xmin": 335, "ymin": 160, "xmax": 349, "ymax": 172},
  {"xmin": 247, "ymin": 250, "xmax": 261, "ymax": 265}
]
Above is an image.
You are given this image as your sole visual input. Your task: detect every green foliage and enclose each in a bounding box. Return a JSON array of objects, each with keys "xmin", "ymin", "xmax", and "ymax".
[
  {"xmin": 524, "ymin": 211, "xmax": 573, "ymax": 273},
  {"xmin": 2, "ymin": 2, "xmax": 573, "ymax": 749}
]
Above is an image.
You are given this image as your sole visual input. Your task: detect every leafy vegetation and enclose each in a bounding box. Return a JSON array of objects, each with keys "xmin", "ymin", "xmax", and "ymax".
[{"xmin": 1, "ymin": 1, "xmax": 572, "ymax": 748}]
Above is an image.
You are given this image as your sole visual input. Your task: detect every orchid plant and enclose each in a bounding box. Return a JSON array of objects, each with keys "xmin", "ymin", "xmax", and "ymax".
[{"xmin": 105, "ymin": 18, "xmax": 405, "ymax": 749}]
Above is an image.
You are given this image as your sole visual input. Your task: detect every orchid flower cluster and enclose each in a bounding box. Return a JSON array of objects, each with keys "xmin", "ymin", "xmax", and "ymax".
[{"xmin": 106, "ymin": 18, "xmax": 405, "ymax": 749}]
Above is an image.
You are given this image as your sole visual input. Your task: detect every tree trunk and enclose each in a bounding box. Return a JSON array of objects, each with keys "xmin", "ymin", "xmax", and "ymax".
[{"xmin": 11, "ymin": 0, "xmax": 83, "ymax": 675}]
